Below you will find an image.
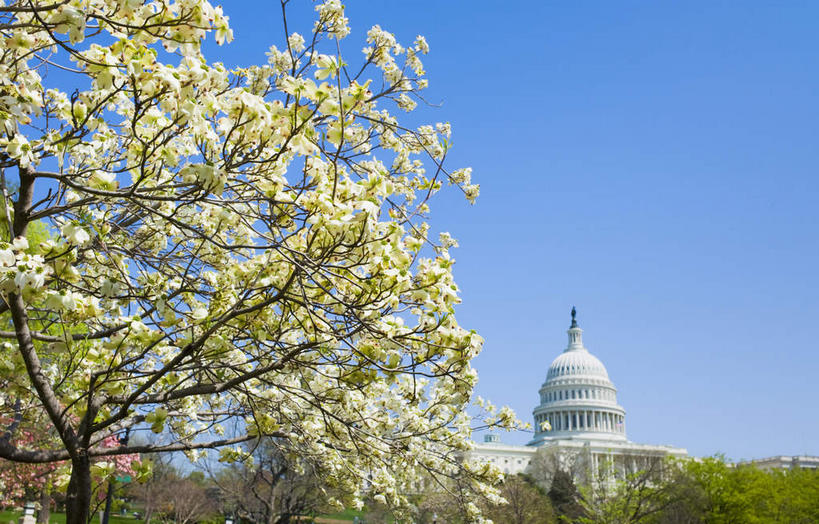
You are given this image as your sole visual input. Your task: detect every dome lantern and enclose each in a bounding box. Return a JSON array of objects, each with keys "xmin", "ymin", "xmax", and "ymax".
[{"xmin": 567, "ymin": 306, "xmax": 583, "ymax": 350}]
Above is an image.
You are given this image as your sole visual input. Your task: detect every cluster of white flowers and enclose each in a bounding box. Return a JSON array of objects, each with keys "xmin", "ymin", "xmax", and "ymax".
[
  {"xmin": 0, "ymin": 238, "xmax": 47, "ymax": 295},
  {"xmin": 315, "ymin": 0, "xmax": 350, "ymax": 39}
]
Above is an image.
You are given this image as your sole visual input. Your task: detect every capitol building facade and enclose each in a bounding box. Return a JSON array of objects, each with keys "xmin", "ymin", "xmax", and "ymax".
[{"xmin": 470, "ymin": 309, "xmax": 687, "ymax": 479}]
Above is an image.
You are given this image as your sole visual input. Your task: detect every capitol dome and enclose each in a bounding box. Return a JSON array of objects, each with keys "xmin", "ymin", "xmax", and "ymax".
[
  {"xmin": 546, "ymin": 348, "xmax": 610, "ymax": 380},
  {"xmin": 529, "ymin": 308, "xmax": 627, "ymax": 445}
]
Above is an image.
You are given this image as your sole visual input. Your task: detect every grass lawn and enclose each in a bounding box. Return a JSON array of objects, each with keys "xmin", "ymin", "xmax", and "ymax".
[{"xmin": 0, "ymin": 511, "xmax": 139, "ymax": 524}]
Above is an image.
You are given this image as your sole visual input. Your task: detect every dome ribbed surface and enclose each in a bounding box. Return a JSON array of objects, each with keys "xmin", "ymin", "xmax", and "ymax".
[{"xmin": 546, "ymin": 350, "xmax": 609, "ymax": 380}]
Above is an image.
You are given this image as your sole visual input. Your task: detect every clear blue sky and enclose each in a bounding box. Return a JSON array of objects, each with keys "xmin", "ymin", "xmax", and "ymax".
[{"xmin": 214, "ymin": 1, "xmax": 819, "ymax": 461}]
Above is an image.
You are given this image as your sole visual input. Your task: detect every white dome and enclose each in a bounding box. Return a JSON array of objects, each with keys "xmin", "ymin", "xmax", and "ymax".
[
  {"xmin": 546, "ymin": 349, "xmax": 609, "ymax": 380},
  {"xmin": 529, "ymin": 309, "xmax": 627, "ymax": 446}
]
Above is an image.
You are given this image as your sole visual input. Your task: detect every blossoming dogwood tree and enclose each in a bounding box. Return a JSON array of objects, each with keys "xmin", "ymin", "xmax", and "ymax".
[
  {"xmin": 0, "ymin": 1, "xmax": 518, "ymax": 522},
  {"xmin": 0, "ymin": 418, "xmax": 139, "ymax": 518},
  {"xmin": 0, "ymin": 412, "xmax": 60, "ymax": 505}
]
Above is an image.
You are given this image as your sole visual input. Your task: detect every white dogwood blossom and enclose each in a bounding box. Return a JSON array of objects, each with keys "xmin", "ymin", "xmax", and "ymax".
[{"xmin": 0, "ymin": 2, "xmax": 518, "ymax": 522}]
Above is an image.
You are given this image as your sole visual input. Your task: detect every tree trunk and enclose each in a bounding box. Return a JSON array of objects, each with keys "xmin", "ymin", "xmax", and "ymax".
[
  {"xmin": 101, "ymin": 481, "xmax": 114, "ymax": 524},
  {"xmin": 266, "ymin": 484, "xmax": 277, "ymax": 524},
  {"xmin": 141, "ymin": 486, "xmax": 154, "ymax": 524},
  {"xmin": 65, "ymin": 454, "xmax": 92, "ymax": 524},
  {"xmin": 37, "ymin": 486, "xmax": 51, "ymax": 524}
]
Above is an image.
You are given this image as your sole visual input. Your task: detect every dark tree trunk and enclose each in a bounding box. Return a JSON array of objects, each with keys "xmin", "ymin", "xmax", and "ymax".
[
  {"xmin": 101, "ymin": 481, "xmax": 114, "ymax": 524},
  {"xmin": 37, "ymin": 486, "xmax": 51, "ymax": 524},
  {"xmin": 65, "ymin": 453, "xmax": 92, "ymax": 524}
]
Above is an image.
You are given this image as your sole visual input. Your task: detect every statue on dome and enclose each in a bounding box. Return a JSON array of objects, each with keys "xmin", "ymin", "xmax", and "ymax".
[{"xmin": 570, "ymin": 306, "xmax": 578, "ymax": 328}]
